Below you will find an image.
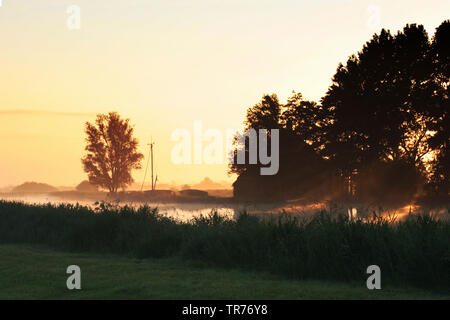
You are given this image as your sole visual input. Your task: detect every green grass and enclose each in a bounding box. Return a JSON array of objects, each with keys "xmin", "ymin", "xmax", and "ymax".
[
  {"xmin": 0, "ymin": 200, "xmax": 449, "ymax": 293},
  {"xmin": 0, "ymin": 244, "xmax": 447, "ymax": 300}
]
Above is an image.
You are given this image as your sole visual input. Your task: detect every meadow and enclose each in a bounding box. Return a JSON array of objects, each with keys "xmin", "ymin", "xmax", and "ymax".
[
  {"xmin": 1, "ymin": 245, "xmax": 447, "ymax": 299},
  {"xmin": 0, "ymin": 200, "xmax": 449, "ymax": 296}
]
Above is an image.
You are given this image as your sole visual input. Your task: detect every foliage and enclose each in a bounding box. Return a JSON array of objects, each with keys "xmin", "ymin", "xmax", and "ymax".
[
  {"xmin": 230, "ymin": 21, "xmax": 450, "ymax": 203},
  {"xmin": 0, "ymin": 201, "xmax": 449, "ymax": 292},
  {"xmin": 81, "ymin": 112, "xmax": 143, "ymax": 193}
]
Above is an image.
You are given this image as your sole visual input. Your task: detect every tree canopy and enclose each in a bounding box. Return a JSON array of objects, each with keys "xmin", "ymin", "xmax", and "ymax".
[
  {"xmin": 81, "ymin": 112, "xmax": 143, "ymax": 194},
  {"xmin": 231, "ymin": 20, "xmax": 449, "ymax": 204}
]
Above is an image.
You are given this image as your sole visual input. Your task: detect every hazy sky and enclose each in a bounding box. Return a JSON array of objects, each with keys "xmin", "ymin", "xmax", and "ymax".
[{"xmin": 0, "ymin": 0, "xmax": 448, "ymax": 188}]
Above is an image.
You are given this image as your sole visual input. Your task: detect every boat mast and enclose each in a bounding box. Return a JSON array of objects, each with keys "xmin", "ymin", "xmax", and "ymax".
[
  {"xmin": 140, "ymin": 138, "xmax": 155, "ymax": 192},
  {"xmin": 150, "ymin": 138, "xmax": 155, "ymax": 190}
]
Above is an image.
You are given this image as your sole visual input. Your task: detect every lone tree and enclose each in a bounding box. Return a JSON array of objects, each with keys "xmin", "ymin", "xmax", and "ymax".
[{"xmin": 81, "ymin": 112, "xmax": 143, "ymax": 194}]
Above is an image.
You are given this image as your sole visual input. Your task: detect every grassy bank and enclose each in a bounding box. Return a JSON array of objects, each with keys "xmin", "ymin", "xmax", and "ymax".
[
  {"xmin": 0, "ymin": 201, "xmax": 449, "ymax": 293},
  {"xmin": 1, "ymin": 245, "xmax": 448, "ymax": 299}
]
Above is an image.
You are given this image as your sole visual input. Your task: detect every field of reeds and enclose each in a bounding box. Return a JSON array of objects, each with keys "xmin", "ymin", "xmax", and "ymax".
[{"xmin": 0, "ymin": 200, "xmax": 449, "ymax": 293}]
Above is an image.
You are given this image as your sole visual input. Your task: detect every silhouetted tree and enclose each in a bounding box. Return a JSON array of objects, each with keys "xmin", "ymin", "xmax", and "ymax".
[
  {"xmin": 230, "ymin": 94, "xmax": 331, "ymax": 201},
  {"xmin": 281, "ymin": 91, "xmax": 331, "ymax": 150},
  {"xmin": 81, "ymin": 112, "xmax": 143, "ymax": 194},
  {"xmin": 230, "ymin": 94, "xmax": 281, "ymax": 178},
  {"xmin": 231, "ymin": 21, "xmax": 449, "ymax": 204},
  {"xmin": 244, "ymin": 94, "xmax": 282, "ymax": 130},
  {"xmin": 321, "ymin": 25, "xmax": 439, "ymax": 170},
  {"xmin": 427, "ymin": 20, "xmax": 450, "ymax": 199},
  {"xmin": 319, "ymin": 24, "xmax": 449, "ymax": 202}
]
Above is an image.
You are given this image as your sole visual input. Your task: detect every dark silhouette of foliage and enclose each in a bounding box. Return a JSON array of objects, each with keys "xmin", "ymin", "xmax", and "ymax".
[
  {"xmin": 230, "ymin": 93, "xmax": 332, "ymax": 201},
  {"xmin": 427, "ymin": 20, "xmax": 450, "ymax": 199},
  {"xmin": 244, "ymin": 93, "xmax": 282, "ymax": 131},
  {"xmin": 75, "ymin": 180, "xmax": 98, "ymax": 192},
  {"xmin": 230, "ymin": 94, "xmax": 281, "ymax": 177},
  {"xmin": 321, "ymin": 25, "xmax": 439, "ymax": 172},
  {"xmin": 231, "ymin": 21, "xmax": 449, "ymax": 204},
  {"xmin": 81, "ymin": 112, "xmax": 143, "ymax": 194}
]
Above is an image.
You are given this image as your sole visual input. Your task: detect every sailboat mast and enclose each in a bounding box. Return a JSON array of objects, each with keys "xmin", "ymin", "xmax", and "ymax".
[
  {"xmin": 140, "ymin": 141, "xmax": 151, "ymax": 192},
  {"xmin": 140, "ymin": 139, "xmax": 155, "ymax": 192},
  {"xmin": 151, "ymin": 140, "xmax": 154, "ymax": 191}
]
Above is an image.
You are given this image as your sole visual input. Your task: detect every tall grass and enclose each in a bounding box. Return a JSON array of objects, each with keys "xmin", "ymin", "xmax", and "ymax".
[{"xmin": 0, "ymin": 200, "xmax": 449, "ymax": 292}]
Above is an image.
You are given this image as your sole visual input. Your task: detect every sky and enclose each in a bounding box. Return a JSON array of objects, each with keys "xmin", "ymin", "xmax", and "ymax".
[{"xmin": 0, "ymin": 0, "xmax": 449, "ymax": 188}]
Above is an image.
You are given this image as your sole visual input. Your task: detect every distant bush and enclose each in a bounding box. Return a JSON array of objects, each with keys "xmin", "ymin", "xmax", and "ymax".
[
  {"xmin": 12, "ymin": 182, "xmax": 58, "ymax": 194},
  {"xmin": 75, "ymin": 180, "xmax": 98, "ymax": 192},
  {"xmin": 0, "ymin": 200, "xmax": 449, "ymax": 293}
]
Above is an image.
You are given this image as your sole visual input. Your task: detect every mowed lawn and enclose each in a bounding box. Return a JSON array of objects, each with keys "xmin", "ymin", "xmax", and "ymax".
[{"xmin": 0, "ymin": 245, "xmax": 447, "ymax": 300}]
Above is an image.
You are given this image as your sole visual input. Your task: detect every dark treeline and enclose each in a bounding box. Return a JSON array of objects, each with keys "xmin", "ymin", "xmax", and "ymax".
[{"xmin": 231, "ymin": 21, "xmax": 449, "ymax": 206}]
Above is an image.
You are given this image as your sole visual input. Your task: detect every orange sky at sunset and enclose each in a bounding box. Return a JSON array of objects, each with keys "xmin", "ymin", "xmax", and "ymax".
[{"xmin": 0, "ymin": 0, "xmax": 449, "ymax": 188}]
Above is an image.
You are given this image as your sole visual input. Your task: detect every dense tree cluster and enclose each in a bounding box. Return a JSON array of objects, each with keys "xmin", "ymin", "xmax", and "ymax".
[{"xmin": 231, "ymin": 21, "xmax": 449, "ymax": 205}]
